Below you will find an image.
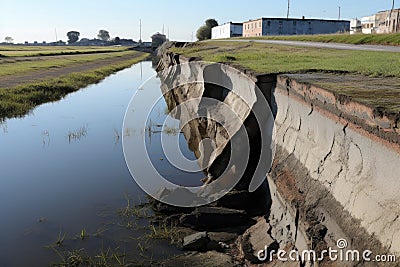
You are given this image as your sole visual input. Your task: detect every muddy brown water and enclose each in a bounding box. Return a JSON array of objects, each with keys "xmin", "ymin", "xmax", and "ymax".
[{"xmin": 0, "ymin": 61, "xmax": 203, "ymax": 266}]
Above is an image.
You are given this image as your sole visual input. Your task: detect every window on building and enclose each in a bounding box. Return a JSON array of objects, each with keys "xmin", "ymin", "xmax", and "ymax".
[
  {"xmin": 267, "ymin": 21, "xmax": 271, "ymax": 27},
  {"xmin": 259, "ymin": 22, "xmax": 261, "ymax": 27}
]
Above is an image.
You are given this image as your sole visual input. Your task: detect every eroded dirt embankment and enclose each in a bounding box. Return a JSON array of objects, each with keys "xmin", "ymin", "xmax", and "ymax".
[
  {"xmin": 156, "ymin": 43, "xmax": 400, "ymax": 266},
  {"xmin": 271, "ymin": 76, "xmax": 400, "ymax": 265}
]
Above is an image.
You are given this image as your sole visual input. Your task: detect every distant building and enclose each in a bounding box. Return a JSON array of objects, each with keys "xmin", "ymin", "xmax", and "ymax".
[
  {"xmin": 242, "ymin": 17, "xmax": 349, "ymax": 37},
  {"xmin": 151, "ymin": 32, "xmax": 167, "ymax": 50},
  {"xmin": 375, "ymin": 9, "xmax": 400, "ymax": 33},
  {"xmin": 211, "ymin": 22, "xmax": 243, "ymax": 39},
  {"xmin": 142, "ymin": 42, "xmax": 152, "ymax": 48},
  {"xmin": 358, "ymin": 9, "xmax": 400, "ymax": 34},
  {"xmin": 350, "ymin": 19, "xmax": 362, "ymax": 34},
  {"xmin": 75, "ymin": 38, "xmax": 107, "ymax": 46},
  {"xmin": 119, "ymin": 39, "xmax": 137, "ymax": 46},
  {"xmin": 361, "ymin": 15, "xmax": 377, "ymax": 34}
]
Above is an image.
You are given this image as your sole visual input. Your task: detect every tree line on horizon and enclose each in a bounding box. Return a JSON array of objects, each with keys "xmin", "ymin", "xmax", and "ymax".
[
  {"xmin": 3, "ymin": 29, "xmax": 122, "ymax": 45},
  {"xmin": 67, "ymin": 29, "xmax": 120, "ymax": 44}
]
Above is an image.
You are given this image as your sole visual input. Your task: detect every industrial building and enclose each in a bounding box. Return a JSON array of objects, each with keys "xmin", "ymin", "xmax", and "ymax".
[{"xmin": 242, "ymin": 17, "xmax": 349, "ymax": 37}]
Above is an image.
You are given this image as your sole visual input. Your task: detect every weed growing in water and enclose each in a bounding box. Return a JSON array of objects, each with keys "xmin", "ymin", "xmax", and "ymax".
[{"xmin": 67, "ymin": 125, "xmax": 87, "ymax": 143}]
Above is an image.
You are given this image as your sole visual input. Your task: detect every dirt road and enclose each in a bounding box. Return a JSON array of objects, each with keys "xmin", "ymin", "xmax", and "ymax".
[
  {"xmin": 215, "ymin": 39, "xmax": 400, "ymax": 52},
  {"xmin": 0, "ymin": 53, "xmax": 148, "ymax": 88}
]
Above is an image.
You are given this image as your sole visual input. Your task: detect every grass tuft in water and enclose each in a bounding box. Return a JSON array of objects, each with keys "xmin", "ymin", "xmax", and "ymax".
[
  {"xmin": 49, "ymin": 247, "xmax": 143, "ymax": 267},
  {"xmin": 67, "ymin": 125, "xmax": 88, "ymax": 143},
  {"xmin": 55, "ymin": 228, "xmax": 67, "ymax": 247},
  {"xmin": 118, "ymin": 194, "xmax": 152, "ymax": 220}
]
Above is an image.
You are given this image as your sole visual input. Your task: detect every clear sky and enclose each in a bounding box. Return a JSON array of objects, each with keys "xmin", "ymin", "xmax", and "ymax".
[{"xmin": 0, "ymin": 0, "xmax": 397, "ymax": 43}]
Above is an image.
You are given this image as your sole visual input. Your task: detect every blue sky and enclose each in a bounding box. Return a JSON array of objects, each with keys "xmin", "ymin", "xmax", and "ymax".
[{"xmin": 0, "ymin": 0, "xmax": 397, "ymax": 43}]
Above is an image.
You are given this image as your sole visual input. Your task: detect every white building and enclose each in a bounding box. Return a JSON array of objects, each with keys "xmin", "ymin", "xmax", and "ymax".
[
  {"xmin": 350, "ymin": 19, "xmax": 362, "ymax": 34},
  {"xmin": 361, "ymin": 15, "xmax": 377, "ymax": 34},
  {"xmin": 211, "ymin": 22, "xmax": 243, "ymax": 39}
]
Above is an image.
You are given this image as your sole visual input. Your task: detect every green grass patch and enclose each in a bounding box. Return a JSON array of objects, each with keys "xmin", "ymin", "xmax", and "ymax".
[
  {"xmin": 170, "ymin": 41, "xmax": 400, "ymax": 114},
  {"xmin": 239, "ymin": 33, "xmax": 400, "ymax": 46},
  {"xmin": 171, "ymin": 41, "xmax": 400, "ymax": 77},
  {"xmin": 0, "ymin": 45, "xmax": 127, "ymax": 57},
  {"xmin": 0, "ymin": 51, "xmax": 140, "ymax": 76},
  {"xmin": 0, "ymin": 52, "xmax": 149, "ymax": 120}
]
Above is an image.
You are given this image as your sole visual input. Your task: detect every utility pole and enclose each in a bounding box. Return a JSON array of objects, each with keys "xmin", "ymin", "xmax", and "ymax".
[
  {"xmin": 139, "ymin": 19, "xmax": 142, "ymax": 43},
  {"xmin": 388, "ymin": 0, "xmax": 395, "ymax": 32},
  {"xmin": 162, "ymin": 24, "xmax": 164, "ymax": 35},
  {"xmin": 191, "ymin": 31, "xmax": 194, "ymax": 42},
  {"xmin": 55, "ymin": 28, "xmax": 58, "ymax": 42},
  {"xmin": 338, "ymin": 6, "xmax": 341, "ymax": 20},
  {"xmin": 287, "ymin": 0, "xmax": 290, "ymax": 19}
]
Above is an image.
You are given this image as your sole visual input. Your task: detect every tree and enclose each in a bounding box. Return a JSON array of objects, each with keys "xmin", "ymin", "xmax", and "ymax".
[
  {"xmin": 4, "ymin": 36, "xmax": 13, "ymax": 43},
  {"xmin": 196, "ymin": 18, "xmax": 218, "ymax": 41},
  {"xmin": 113, "ymin": 36, "xmax": 121, "ymax": 45},
  {"xmin": 205, "ymin": 18, "xmax": 218, "ymax": 29},
  {"xmin": 67, "ymin": 31, "xmax": 80, "ymax": 44},
  {"xmin": 98, "ymin": 30, "xmax": 110, "ymax": 41},
  {"xmin": 196, "ymin": 25, "xmax": 211, "ymax": 41}
]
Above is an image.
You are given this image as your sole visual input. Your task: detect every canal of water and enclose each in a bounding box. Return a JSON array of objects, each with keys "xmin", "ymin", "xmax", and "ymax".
[{"xmin": 0, "ymin": 61, "xmax": 203, "ymax": 266}]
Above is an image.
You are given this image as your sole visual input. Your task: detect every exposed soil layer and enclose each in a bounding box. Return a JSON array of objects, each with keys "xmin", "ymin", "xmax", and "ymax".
[
  {"xmin": 279, "ymin": 73, "xmax": 400, "ymax": 147},
  {"xmin": 270, "ymin": 146, "xmax": 395, "ymax": 267}
]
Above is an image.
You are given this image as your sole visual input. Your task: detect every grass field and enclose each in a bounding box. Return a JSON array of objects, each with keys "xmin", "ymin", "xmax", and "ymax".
[
  {"xmin": 240, "ymin": 33, "xmax": 400, "ymax": 46},
  {"xmin": 170, "ymin": 41, "xmax": 400, "ymax": 114},
  {"xmin": 0, "ymin": 45, "xmax": 127, "ymax": 57},
  {"xmin": 0, "ymin": 47, "xmax": 149, "ymax": 120},
  {"xmin": 0, "ymin": 50, "xmax": 141, "ymax": 76},
  {"xmin": 171, "ymin": 41, "xmax": 400, "ymax": 77}
]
